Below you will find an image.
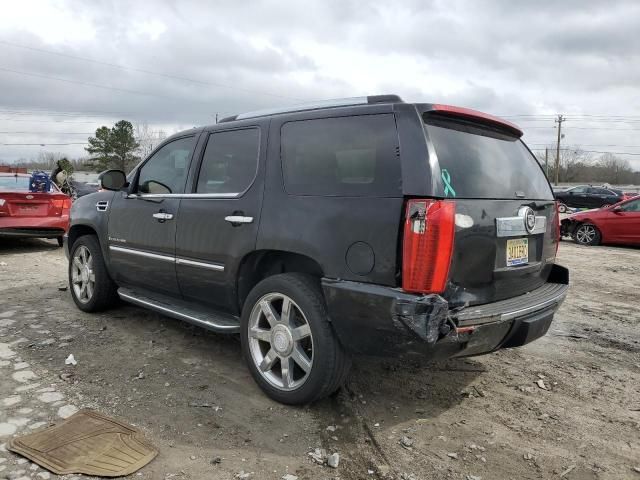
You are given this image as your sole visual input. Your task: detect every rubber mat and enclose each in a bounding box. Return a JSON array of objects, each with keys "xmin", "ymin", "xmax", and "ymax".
[{"xmin": 8, "ymin": 409, "xmax": 157, "ymax": 477}]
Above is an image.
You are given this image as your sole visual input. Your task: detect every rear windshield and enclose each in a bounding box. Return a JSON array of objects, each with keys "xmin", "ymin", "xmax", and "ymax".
[
  {"xmin": 0, "ymin": 176, "xmax": 30, "ymax": 190},
  {"xmin": 424, "ymin": 117, "xmax": 553, "ymax": 200}
]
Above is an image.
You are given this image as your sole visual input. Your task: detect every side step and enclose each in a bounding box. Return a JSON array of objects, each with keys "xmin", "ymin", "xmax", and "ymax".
[{"xmin": 117, "ymin": 287, "xmax": 240, "ymax": 333}]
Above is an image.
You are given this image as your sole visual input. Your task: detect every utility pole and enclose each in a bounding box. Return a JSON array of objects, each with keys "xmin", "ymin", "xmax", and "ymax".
[
  {"xmin": 215, "ymin": 113, "xmax": 219, "ymax": 124},
  {"xmin": 544, "ymin": 148, "xmax": 549, "ymax": 179},
  {"xmin": 554, "ymin": 114, "xmax": 565, "ymax": 185}
]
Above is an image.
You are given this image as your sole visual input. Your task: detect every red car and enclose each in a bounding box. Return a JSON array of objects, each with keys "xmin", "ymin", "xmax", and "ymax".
[
  {"xmin": 0, "ymin": 173, "xmax": 71, "ymax": 246},
  {"xmin": 561, "ymin": 196, "xmax": 640, "ymax": 246}
]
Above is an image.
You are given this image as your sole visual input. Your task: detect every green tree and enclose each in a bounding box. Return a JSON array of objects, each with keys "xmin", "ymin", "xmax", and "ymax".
[{"xmin": 85, "ymin": 120, "xmax": 140, "ymax": 173}]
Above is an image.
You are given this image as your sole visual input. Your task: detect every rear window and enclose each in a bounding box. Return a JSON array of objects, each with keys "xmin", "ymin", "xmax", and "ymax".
[
  {"xmin": 0, "ymin": 176, "xmax": 30, "ymax": 190},
  {"xmin": 281, "ymin": 114, "xmax": 401, "ymax": 196},
  {"xmin": 424, "ymin": 117, "xmax": 553, "ymax": 200}
]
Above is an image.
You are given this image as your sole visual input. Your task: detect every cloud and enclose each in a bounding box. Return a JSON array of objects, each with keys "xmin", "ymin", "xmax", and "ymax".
[{"xmin": 0, "ymin": 0, "xmax": 639, "ymax": 170}]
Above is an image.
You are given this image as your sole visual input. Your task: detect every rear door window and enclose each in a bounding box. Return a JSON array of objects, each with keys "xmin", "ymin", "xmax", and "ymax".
[
  {"xmin": 424, "ymin": 117, "xmax": 553, "ymax": 200},
  {"xmin": 281, "ymin": 114, "xmax": 401, "ymax": 196},
  {"xmin": 196, "ymin": 128, "xmax": 260, "ymax": 194}
]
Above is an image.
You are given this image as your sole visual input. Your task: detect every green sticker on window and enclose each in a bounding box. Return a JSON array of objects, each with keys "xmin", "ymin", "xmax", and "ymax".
[{"xmin": 441, "ymin": 169, "xmax": 456, "ymax": 197}]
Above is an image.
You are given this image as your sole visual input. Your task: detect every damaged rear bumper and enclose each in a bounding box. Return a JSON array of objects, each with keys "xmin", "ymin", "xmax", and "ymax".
[{"xmin": 321, "ymin": 264, "xmax": 569, "ymax": 357}]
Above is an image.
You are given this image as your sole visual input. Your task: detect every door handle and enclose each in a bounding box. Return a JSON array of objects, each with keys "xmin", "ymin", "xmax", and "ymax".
[
  {"xmin": 225, "ymin": 215, "xmax": 253, "ymax": 224},
  {"xmin": 152, "ymin": 212, "xmax": 174, "ymax": 221}
]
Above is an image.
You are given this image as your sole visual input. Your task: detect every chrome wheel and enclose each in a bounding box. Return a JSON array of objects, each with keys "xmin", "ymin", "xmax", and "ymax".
[
  {"xmin": 575, "ymin": 224, "xmax": 596, "ymax": 244},
  {"xmin": 71, "ymin": 245, "xmax": 95, "ymax": 303},
  {"xmin": 247, "ymin": 293, "xmax": 313, "ymax": 391}
]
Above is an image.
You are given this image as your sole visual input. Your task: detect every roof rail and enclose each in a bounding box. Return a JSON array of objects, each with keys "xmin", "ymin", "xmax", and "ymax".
[{"xmin": 219, "ymin": 94, "xmax": 402, "ymax": 123}]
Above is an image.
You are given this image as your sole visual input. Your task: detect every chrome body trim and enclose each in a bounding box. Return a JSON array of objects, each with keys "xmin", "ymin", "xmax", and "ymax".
[
  {"xmin": 496, "ymin": 215, "xmax": 546, "ymax": 237},
  {"xmin": 127, "ymin": 192, "xmax": 241, "ymax": 199},
  {"xmin": 109, "ymin": 245, "xmax": 225, "ymax": 271},
  {"xmin": 224, "ymin": 215, "xmax": 254, "ymax": 224},
  {"xmin": 176, "ymin": 258, "xmax": 224, "ymax": 271},
  {"xmin": 109, "ymin": 245, "xmax": 175, "ymax": 262}
]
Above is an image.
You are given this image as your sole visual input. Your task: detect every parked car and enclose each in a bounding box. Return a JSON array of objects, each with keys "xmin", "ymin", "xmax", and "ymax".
[
  {"xmin": 554, "ymin": 185, "xmax": 624, "ymax": 212},
  {"xmin": 561, "ymin": 196, "xmax": 640, "ymax": 246},
  {"xmin": 64, "ymin": 95, "xmax": 569, "ymax": 404},
  {"xmin": 0, "ymin": 173, "xmax": 71, "ymax": 246}
]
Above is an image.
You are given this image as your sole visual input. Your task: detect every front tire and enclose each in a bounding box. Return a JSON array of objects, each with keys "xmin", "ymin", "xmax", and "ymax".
[
  {"xmin": 573, "ymin": 223, "xmax": 601, "ymax": 246},
  {"xmin": 240, "ymin": 273, "xmax": 351, "ymax": 405},
  {"xmin": 68, "ymin": 235, "xmax": 118, "ymax": 312}
]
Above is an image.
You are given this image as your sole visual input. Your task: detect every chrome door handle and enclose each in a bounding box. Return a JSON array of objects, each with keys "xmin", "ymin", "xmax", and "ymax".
[
  {"xmin": 225, "ymin": 215, "xmax": 253, "ymax": 224},
  {"xmin": 152, "ymin": 212, "xmax": 174, "ymax": 220}
]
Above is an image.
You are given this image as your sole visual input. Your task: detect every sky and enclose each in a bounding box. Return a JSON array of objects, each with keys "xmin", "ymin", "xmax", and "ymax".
[{"xmin": 1, "ymin": 0, "xmax": 639, "ymax": 169}]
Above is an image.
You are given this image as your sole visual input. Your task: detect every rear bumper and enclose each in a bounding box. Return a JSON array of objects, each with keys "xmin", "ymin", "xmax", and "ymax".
[
  {"xmin": 0, "ymin": 216, "xmax": 69, "ymax": 239},
  {"xmin": 322, "ymin": 264, "xmax": 569, "ymax": 357}
]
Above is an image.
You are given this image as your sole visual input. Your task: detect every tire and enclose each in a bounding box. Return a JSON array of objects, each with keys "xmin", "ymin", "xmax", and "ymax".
[
  {"xmin": 573, "ymin": 223, "xmax": 601, "ymax": 246},
  {"xmin": 557, "ymin": 203, "xmax": 567, "ymax": 213},
  {"xmin": 56, "ymin": 237, "xmax": 64, "ymax": 248},
  {"xmin": 68, "ymin": 234, "xmax": 118, "ymax": 312},
  {"xmin": 240, "ymin": 273, "xmax": 351, "ymax": 405}
]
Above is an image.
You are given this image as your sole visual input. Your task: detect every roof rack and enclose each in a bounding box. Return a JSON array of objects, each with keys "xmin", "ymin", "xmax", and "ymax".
[{"xmin": 219, "ymin": 94, "xmax": 402, "ymax": 123}]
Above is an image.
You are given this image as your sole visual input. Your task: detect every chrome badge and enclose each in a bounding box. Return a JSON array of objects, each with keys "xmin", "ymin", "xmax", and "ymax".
[{"xmin": 519, "ymin": 206, "xmax": 536, "ymax": 234}]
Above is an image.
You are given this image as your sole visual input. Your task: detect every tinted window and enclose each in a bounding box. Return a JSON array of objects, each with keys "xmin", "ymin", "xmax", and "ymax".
[
  {"xmin": 621, "ymin": 198, "xmax": 640, "ymax": 212},
  {"xmin": 137, "ymin": 136, "xmax": 195, "ymax": 194},
  {"xmin": 424, "ymin": 118, "xmax": 553, "ymax": 200},
  {"xmin": 588, "ymin": 187, "xmax": 611, "ymax": 195},
  {"xmin": 570, "ymin": 186, "xmax": 588, "ymax": 193},
  {"xmin": 0, "ymin": 176, "xmax": 30, "ymax": 190},
  {"xmin": 281, "ymin": 114, "xmax": 401, "ymax": 196},
  {"xmin": 196, "ymin": 129, "xmax": 259, "ymax": 194}
]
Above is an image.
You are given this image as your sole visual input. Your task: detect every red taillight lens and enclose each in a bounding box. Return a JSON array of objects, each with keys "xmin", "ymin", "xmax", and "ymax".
[
  {"xmin": 402, "ymin": 199, "xmax": 456, "ymax": 294},
  {"xmin": 553, "ymin": 201, "xmax": 561, "ymax": 255},
  {"xmin": 51, "ymin": 198, "xmax": 72, "ymax": 209}
]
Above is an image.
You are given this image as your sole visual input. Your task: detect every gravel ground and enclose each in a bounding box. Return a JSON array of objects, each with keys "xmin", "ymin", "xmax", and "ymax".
[{"xmin": 0, "ymin": 238, "xmax": 639, "ymax": 480}]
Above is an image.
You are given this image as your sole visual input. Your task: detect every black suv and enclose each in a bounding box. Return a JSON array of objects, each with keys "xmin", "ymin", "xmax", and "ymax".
[{"xmin": 65, "ymin": 95, "xmax": 569, "ymax": 404}]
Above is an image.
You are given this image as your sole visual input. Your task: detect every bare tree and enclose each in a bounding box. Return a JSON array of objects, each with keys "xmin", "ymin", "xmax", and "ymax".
[{"xmin": 136, "ymin": 123, "xmax": 168, "ymax": 159}]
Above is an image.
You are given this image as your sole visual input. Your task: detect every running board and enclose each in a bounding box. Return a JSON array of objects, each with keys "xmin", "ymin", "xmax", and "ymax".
[{"xmin": 117, "ymin": 287, "xmax": 240, "ymax": 333}]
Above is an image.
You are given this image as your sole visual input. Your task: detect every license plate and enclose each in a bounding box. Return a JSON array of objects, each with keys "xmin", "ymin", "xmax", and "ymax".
[{"xmin": 506, "ymin": 238, "xmax": 529, "ymax": 266}]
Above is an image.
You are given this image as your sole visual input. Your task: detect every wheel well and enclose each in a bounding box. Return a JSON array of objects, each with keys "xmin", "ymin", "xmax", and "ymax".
[
  {"xmin": 68, "ymin": 225, "xmax": 97, "ymax": 250},
  {"xmin": 237, "ymin": 250, "xmax": 323, "ymax": 310}
]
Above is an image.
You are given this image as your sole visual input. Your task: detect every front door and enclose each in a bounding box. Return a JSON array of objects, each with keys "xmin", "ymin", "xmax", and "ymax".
[
  {"xmin": 176, "ymin": 127, "xmax": 264, "ymax": 313},
  {"xmin": 108, "ymin": 135, "xmax": 198, "ymax": 296},
  {"xmin": 608, "ymin": 198, "xmax": 640, "ymax": 243}
]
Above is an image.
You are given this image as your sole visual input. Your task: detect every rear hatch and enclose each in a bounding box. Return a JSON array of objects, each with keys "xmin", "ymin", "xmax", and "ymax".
[
  {"xmin": 421, "ymin": 107, "xmax": 558, "ymax": 308},
  {"xmin": 0, "ymin": 175, "xmax": 71, "ymax": 219}
]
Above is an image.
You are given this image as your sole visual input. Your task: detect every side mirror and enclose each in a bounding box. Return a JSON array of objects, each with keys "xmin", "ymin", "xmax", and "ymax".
[
  {"xmin": 99, "ymin": 170, "xmax": 127, "ymax": 191},
  {"xmin": 613, "ymin": 205, "xmax": 623, "ymax": 213}
]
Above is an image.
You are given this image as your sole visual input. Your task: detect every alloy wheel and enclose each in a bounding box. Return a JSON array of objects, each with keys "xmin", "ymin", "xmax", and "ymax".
[
  {"xmin": 71, "ymin": 245, "xmax": 95, "ymax": 303},
  {"xmin": 575, "ymin": 224, "xmax": 596, "ymax": 244},
  {"xmin": 247, "ymin": 293, "xmax": 314, "ymax": 391}
]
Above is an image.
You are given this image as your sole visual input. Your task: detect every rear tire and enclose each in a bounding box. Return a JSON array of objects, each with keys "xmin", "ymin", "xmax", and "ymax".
[
  {"xmin": 240, "ymin": 273, "xmax": 351, "ymax": 405},
  {"xmin": 573, "ymin": 223, "xmax": 601, "ymax": 246},
  {"xmin": 68, "ymin": 235, "xmax": 118, "ymax": 312}
]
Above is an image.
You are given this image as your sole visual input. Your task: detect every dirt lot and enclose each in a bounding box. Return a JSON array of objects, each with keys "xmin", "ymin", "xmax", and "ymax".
[{"xmin": 1, "ymin": 239, "xmax": 639, "ymax": 480}]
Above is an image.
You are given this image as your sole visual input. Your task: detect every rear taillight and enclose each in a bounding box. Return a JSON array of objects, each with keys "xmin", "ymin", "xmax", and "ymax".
[
  {"xmin": 402, "ymin": 199, "xmax": 456, "ymax": 294},
  {"xmin": 553, "ymin": 201, "xmax": 561, "ymax": 255},
  {"xmin": 52, "ymin": 198, "xmax": 72, "ymax": 209}
]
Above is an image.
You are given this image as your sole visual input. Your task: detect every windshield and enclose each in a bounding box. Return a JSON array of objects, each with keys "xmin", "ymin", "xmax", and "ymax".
[
  {"xmin": 424, "ymin": 117, "xmax": 554, "ymax": 200},
  {"xmin": 0, "ymin": 176, "xmax": 30, "ymax": 190}
]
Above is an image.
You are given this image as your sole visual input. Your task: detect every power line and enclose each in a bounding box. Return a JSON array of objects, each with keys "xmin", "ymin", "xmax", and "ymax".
[
  {"xmin": 0, "ymin": 131, "xmax": 94, "ymax": 134},
  {"xmin": 0, "ymin": 40, "xmax": 304, "ymax": 101},
  {"xmin": 0, "ymin": 142, "xmax": 88, "ymax": 146},
  {"xmin": 0, "ymin": 66, "xmax": 169, "ymax": 98}
]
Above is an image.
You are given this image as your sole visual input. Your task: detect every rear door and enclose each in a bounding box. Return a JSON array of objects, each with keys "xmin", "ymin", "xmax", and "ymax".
[
  {"xmin": 175, "ymin": 126, "xmax": 264, "ymax": 314},
  {"xmin": 107, "ymin": 135, "xmax": 198, "ymax": 296},
  {"xmin": 566, "ymin": 186, "xmax": 589, "ymax": 207},
  {"xmin": 421, "ymin": 113, "xmax": 557, "ymax": 307}
]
